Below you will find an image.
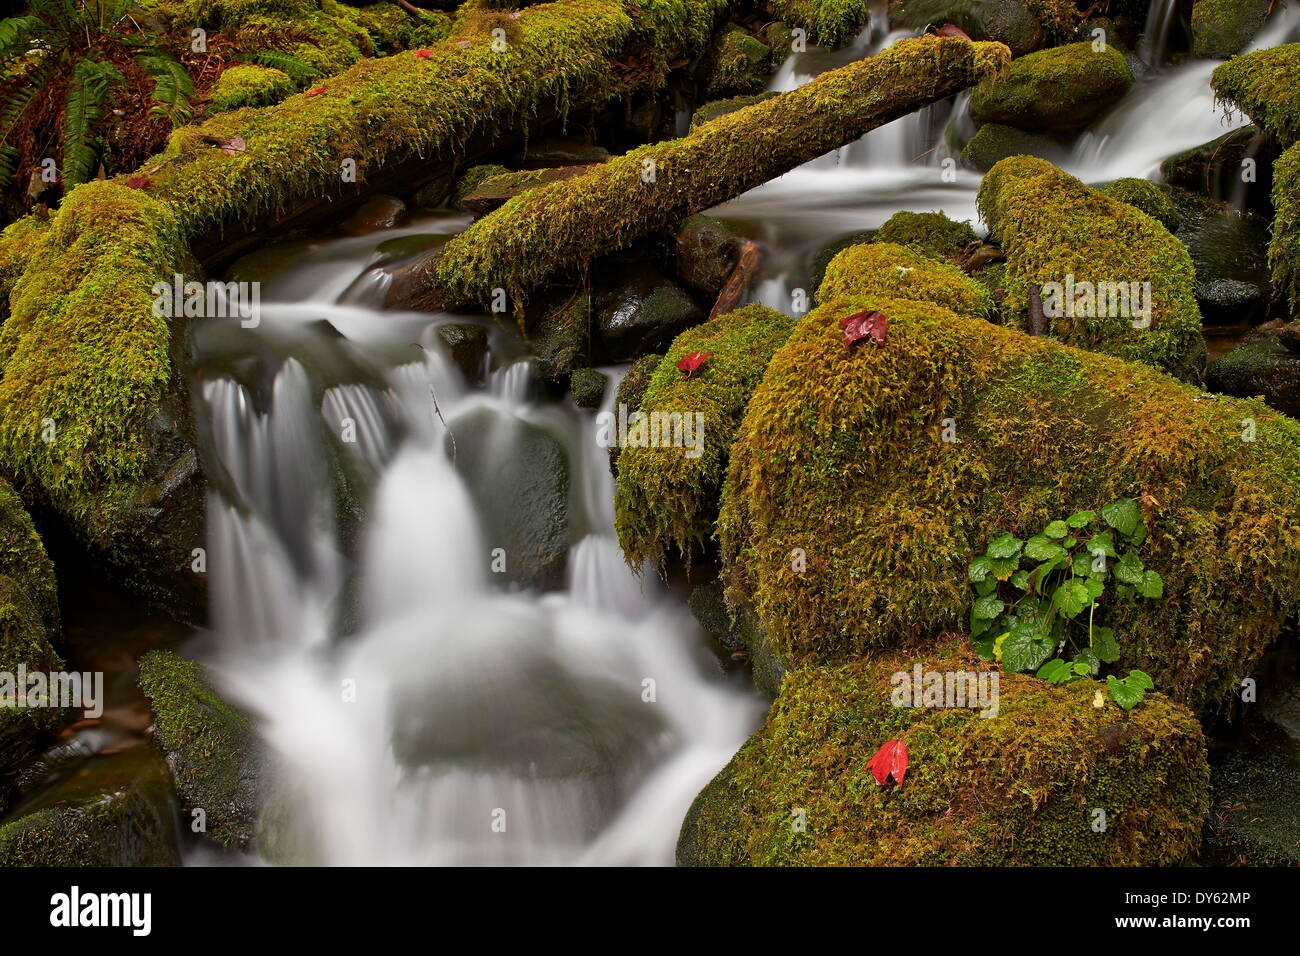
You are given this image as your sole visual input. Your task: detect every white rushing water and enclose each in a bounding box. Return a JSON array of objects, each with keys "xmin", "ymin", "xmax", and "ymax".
[{"xmin": 190, "ymin": 1, "xmax": 1300, "ymax": 866}]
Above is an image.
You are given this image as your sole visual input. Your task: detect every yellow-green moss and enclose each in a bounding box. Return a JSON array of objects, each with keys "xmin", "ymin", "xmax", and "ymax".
[
  {"xmin": 1271, "ymin": 142, "xmax": 1300, "ymax": 317},
  {"xmin": 874, "ymin": 209, "xmax": 978, "ymax": 260},
  {"xmin": 970, "ymin": 41, "xmax": 1133, "ymax": 132},
  {"xmin": 1192, "ymin": 0, "xmax": 1272, "ymax": 59},
  {"xmin": 438, "ymin": 34, "xmax": 1012, "ymax": 303},
  {"xmin": 719, "ymin": 294, "xmax": 1300, "ymax": 711},
  {"xmin": 679, "ymin": 642, "xmax": 1208, "ymax": 866},
  {"xmin": 1212, "ymin": 43, "xmax": 1300, "ymax": 147},
  {"xmin": 818, "ymin": 241, "xmax": 994, "ymax": 316},
  {"xmin": 978, "ymin": 156, "xmax": 1206, "ymax": 379},
  {"xmin": 707, "ymin": 25, "xmax": 770, "ymax": 95},
  {"xmin": 208, "ymin": 64, "xmax": 295, "ymax": 112},
  {"xmin": 1099, "ymin": 177, "xmax": 1180, "ymax": 231},
  {"xmin": 768, "ymin": 0, "xmax": 869, "ymax": 48},
  {"xmin": 614, "ymin": 305, "xmax": 795, "ymax": 570}
]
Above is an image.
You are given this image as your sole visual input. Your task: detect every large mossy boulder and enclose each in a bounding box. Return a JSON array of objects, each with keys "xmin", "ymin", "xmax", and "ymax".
[
  {"xmin": 977, "ymin": 156, "xmax": 1207, "ymax": 380},
  {"xmin": 874, "ymin": 210, "xmax": 978, "ymax": 261},
  {"xmin": 137, "ymin": 650, "xmax": 261, "ymax": 850},
  {"xmin": 895, "ymin": 0, "xmax": 1076, "ymax": 56},
  {"xmin": 0, "ymin": 745, "xmax": 181, "ymax": 866},
  {"xmin": 1270, "ymin": 142, "xmax": 1300, "ymax": 319},
  {"xmin": 960, "ymin": 122, "xmax": 1063, "ymax": 172},
  {"xmin": 1192, "ymin": 0, "xmax": 1273, "ymax": 60},
  {"xmin": 614, "ymin": 305, "xmax": 795, "ymax": 570},
  {"xmin": 451, "ymin": 407, "xmax": 570, "ymax": 588},
  {"xmin": 678, "ymin": 643, "xmax": 1208, "ymax": 866},
  {"xmin": 768, "ymin": 0, "xmax": 871, "ymax": 48},
  {"xmin": 817, "ymin": 242, "xmax": 994, "ymax": 316},
  {"xmin": 719, "ymin": 291, "xmax": 1300, "ymax": 711},
  {"xmin": 1212, "ymin": 44, "xmax": 1300, "ymax": 149},
  {"xmin": 969, "ymin": 42, "xmax": 1133, "ymax": 133}
]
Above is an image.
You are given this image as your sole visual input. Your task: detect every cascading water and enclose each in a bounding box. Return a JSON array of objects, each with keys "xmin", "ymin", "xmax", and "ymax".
[{"xmin": 194, "ymin": 227, "xmax": 764, "ymax": 865}]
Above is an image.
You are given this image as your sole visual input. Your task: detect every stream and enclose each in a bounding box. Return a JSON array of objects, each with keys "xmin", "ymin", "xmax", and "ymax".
[{"xmin": 180, "ymin": 1, "xmax": 1300, "ymax": 865}]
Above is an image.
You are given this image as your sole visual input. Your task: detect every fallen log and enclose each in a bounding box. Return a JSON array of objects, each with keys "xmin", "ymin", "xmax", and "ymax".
[{"xmin": 426, "ymin": 34, "xmax": 1010, "ymax": 309}]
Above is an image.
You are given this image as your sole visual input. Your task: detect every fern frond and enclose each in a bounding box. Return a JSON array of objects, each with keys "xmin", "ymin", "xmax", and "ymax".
[
  {"xmin": 0, "ymin": 144, "xmax": 19, "ymax": 193},
  {"xmin": 135, "ymin": 50, "xmax": 196, "ymax": 126},
  {"xmin": 61, "ymin": 57, "xmax": 124, "ymax": 187},
  {"xmin": 0, "ymin": 16, "xmax": 47, "ymax": 62},
  {"xmin": 232, "ymin": 48, "xmax": 321, "ymax": 83}
]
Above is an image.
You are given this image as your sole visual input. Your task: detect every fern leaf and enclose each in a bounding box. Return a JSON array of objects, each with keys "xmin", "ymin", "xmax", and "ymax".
[
  {"xmin": 135, "ymin": 50, "xmax": 196, "ymax": 126},
  {"xmin": 61, "ymin": 57, "xmax": 124, "ymax": 188}
]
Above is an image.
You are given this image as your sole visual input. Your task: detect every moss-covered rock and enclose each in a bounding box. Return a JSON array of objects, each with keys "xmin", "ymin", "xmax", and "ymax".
[
  {"xmin": 719, "ymin": 292, "xmax": 1300, "ymax": 711},
  {"xmin": 689, "ymin": 93, "xmax": 779, "ymax": 132},
  {"xmin": 1207, "ymin": 338, "xmax": 1300, "ymax": 418},
  {"xmin": 678, "ymin": 642, "xmax": 1209, "ymax": 866},
  {"xmin": 608, "ymin": 353, "xmax": 662, "ymax": 476},
  {"xmin": 208, "ymin": 64, "xmax": 295, "ymax": 112},
  {"xmin": 1192, "ymin": 0, "xmax": 1273, "ymax": 60},
  {"xmin": 896, "ymin": 0, "xmax": 1079, "ymax": 51},
  {"xmin": 137, "ymin": 650, "xmax": 261, "ymax": 850},
  {"xmin": 1203, "ymin": 748, "xmax": 1300, "ymax": 864},
  {"xmin": 1099, "ymin": 178, "xmax": 1180, "ymax": 232},
  {"xmin": 874, "ymin": 210, "xmax": 978, "ymax": 261},
  {"xmin": 960, "ymin": 122, "xmax": 1063, "ymax": 172},
  {"xmin": 1270, "ymin": 142, "xmax": 1300, "ymax": 318},
  {"xmin": 436, "ymin": 322, "xmax": 489, "ymax": 385},
  {"xmin": 673, "ymin": 215, "xmax": 743, "ymax": 299},
  {"xmin": 970, "ymin": 42, "xmax": 1133, "ymax": 133},
  {"xmin": 462, "ymin": 165, "xmax": 600, "ymax": 217},
  {"xmin": 977, "ymin": 156, "xmax": 1206, "ymax": 379},
  {"xmin": 818, "ymin": 242, "xmax": 994, "ymax": 316},
  {"xmin": 570, "ymin": 367, "xmax": 608, "ymax": 409},
  {"xmin": 614, "ymin": 305, "xmax": 796, "ymax": 571},
  {"xmin": 0, "ymin": 745, "xmax": 181, "ymax": 866},
  {"xmin": 595, "ymin": 266, "xmax": 705, "ymax": 361},
  {"xmin": 1212, "ymin": 43, "xmax": 1300, "ymax": 148},
  {"xmin": 705, "ymin": 25, "xmax": 770, "ymax": 97},
  {"xmin": 768, "ymin": 0, "xmax": 870, "ymax": 48}
]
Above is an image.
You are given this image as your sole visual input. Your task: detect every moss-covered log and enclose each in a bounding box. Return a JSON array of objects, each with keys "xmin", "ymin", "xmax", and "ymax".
[
  {"xmin": 613, "ymin": 305, "xmax": 795, "ymax": 570},
  {"xmin": 719, "ymin": 274, "xmax": 1300, "ymax": 711},
  {"xmin": 434, "ymin": 34, "xmax": 1011, "ymax": 305},
  {"xmin": 977, "ymin": 156, "xmax": 1206, "ymax": 379},
  {"xmin": 678, "ymin": 642, "xmax": 1208, "ymax": 866},
  {"xmin": 0, "ymin": 0, "xmax": 729, "ymax": 616}
]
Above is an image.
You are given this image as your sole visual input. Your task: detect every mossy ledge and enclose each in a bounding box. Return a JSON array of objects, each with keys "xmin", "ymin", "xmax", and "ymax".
[
  {"xmin": 613, "ymin": 304, "xmax": 795, "ymax": 571},
  {"xmin": 434, "ymin": 34, "xmax": 1012, "ymax": 305},
  {"xmin": 678, "ymin": 642, "xmax": 1208, "ymax": 866},
  {"xmin": 0, "ymin": 0, "xmax": 729, "ymax": 610},
  {"xmin": 977, "ymin": 156, "xmax": 1207, "ymax": 380},
  {"xmin": 718, "ymin": 293, "xmax": 1300, "ymax": 711},
  {"xmin": 1211, "ymin": 43, "xmax": 1300, "ymax": 148}
]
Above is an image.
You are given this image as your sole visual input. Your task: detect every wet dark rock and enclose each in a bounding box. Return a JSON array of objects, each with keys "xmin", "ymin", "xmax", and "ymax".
[
  {"xmin": 340, "ymin": 194, "xmax": 407, "ymax": 236},
  {"xmin": 569, "ymin": 368, "xmax": 608, "ymax": 410},
  {"xmin": 373, "ymin": 233, "xmax": 450, "ymax": 268},
  {"xmin": 1161, "ymin": 127, "xmax": 1276, "ymax": 211},
  {"xmin": 1206, "ymin": 336, "xmax": 1300, "ymax": 418},
  {"xmin": 1280, "ymin": 321, "xmax": 1300, "ymax": 354},
  {"xmin": 1174, "ymin": 201, "xmax": 1272, "ymax": 326},
  {"xmin": 450, "ymin": 407, "xmax": 570, "ymax": 590},
  {"xmin": 137, "ymin": 650, "xmax": 262, "ymax": 851},
  {"xmin": 1204, "ymin": 746, "xmax": 1300, "ymax": 865},
  {"xmin": 688, "ymin": 581, "xmax": 782, "ymax": 697},
  {"xmin": 435, "ymin": 323, "xmax": 489, "ymax": 385},
  {"xmin": 897, "ymin": 0, "xmax": 1046, "ymax": 56},
  {"xmin": 461, "ymin": 165, "xmax": 599, "ymax": 218},
  {"xmin": 522, "ymin": 137, "xmax": 609, "ymax": 168},
  {"xmin": 0, "ymin": 745, "xmax": 181, "ymax": 866},
  {"xmin": 674, "ymin": 215, "xmax": 743, "ymax": 300},
  {"xmin": 529, "ymin": 289, "xmax": 592, "ymax": 381},
  {"xmin": 595, "ymin": 265, "xmax": 706, "ymax": 361},
  {"xmin": 960, "ymin": 123, "xmax": 1065, "ymax": 173}
]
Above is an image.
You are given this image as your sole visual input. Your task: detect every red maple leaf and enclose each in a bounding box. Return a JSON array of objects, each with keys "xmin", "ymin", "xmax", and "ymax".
[
  {"xmin": 125, "ymin": 176, "xmax": 152, "ymax": 189},
  {"xmin": 840, "ymin": 310, "xmax": 888, "ymax": 348},
  {"xmin": 934, "ymin": 24, "xmax": 972, "ymax": 40},
  {"xmin": 304, "ymin": 86, "xmax": 326, "ymax": 97},
  {"xmin": 415, "ymin": 49, "xmax": 434, "ymax": 58},
  {"xmin": 868, "ymin": 739, "xmax": 909, "ymax": 786},
  {"xmin": 676, "ymin": 352, "xmax": 713, "ymax": 377}
]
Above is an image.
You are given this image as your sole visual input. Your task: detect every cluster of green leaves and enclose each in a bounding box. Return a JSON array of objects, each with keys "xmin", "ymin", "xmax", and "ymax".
[
  {"xmin": 968, "ymin": 498, "xmax": 1161, "ymax": 709},
  {"xmin": 0, "ymin": 0, "xmax": 196, "ymax": 193}
]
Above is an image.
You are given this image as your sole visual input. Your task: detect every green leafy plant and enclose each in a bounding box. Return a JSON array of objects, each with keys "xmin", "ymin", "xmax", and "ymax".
[
  {"xmin": 0, "ymin": 0, "xmax": 196, "ymax": 196},
  {"xmin": 967, "ymin": 497, "xmax": 1162, "ymax": 709}
]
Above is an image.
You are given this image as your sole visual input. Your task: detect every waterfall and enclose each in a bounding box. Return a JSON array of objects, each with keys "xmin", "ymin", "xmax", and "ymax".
[{"xmin": 1138, "ymin": 0, "xmax": 1181, "ymax": 67}]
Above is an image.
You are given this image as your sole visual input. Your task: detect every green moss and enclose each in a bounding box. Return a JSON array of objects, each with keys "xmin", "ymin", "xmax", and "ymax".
[
  {"xmin": 768, "ymin": 0, "xmax": 870, "ymax": 48},
  {"xmin": 1270, "ymin": 142, "xmax": 1300, "ymax": 317},
  {"xmin": 608, "ymin": 353, "xmax": 663, "ymax": 476},
  {"xmin": 455, "ymin": 163, "xmax": 513, "ymax": 206},
  {"xmin": 137, "ymin": 650, "xmax": 260, "ymax": 849},
  {"xmin": 978, "ymin": 156, "xmax": 1206, "ymax": 379},
  {"xmin": 818, "ymin": 242, "xmax": 994, "ymax": 316},
  {"xmin": 707, "ymin": 25, "xmax": 770, "ymax": 96},
  {"xmin": 874, "ymin": 210, "xmax": 978, "ymax": 261},
  {"xmin": 1192, "ymin": 0, "xmax": 1272, "ymax": 59},
  {"xmin": 1212, "ymin": 43, "xmax": 1300, "ymax": 147},
  {"xmin": 438, "ymin": 34, "xmax": 1012, "ymax": 303},
  {"xmin": 690, "ymin": 92, "xmax": 779, "ymax": 131},
  {"xmin": 1099, "ymin": 178, "xmax": 1181, "ymax": 232},
  {"xmin": 970, "ymin": 42, "xmax": 1133, "ymax": 132},
  {"xmin": 208, "ymin": 64, "xmax": 295, "ymax": 112},
  {"xmin": 679, "ymin": 642, "xmax": 1208, "ymax": 865},
  {"xmin": 570, "ymin": 367, "xmax": 608, "ymax": 409},
  {"xmin": 719, "ymin": 292, "xmax": 1300, "ymax": 711},
  {"xmin": 960, "ymin": 122, "xmax": 1061, "ymax": 172},
  {"xmin": 614, "ymin": 305, "xmax": 796, "ymax": 571}
]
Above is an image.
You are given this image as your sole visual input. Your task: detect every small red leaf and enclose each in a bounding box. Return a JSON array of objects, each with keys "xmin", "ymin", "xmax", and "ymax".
[
  {"xmin": 415, "ymin": 49, "xmax": 434, "ymax": 58},
  {"xmin": 126, "ymin": 176, "xmax": 152, "ymax": 189},
  {"xmin": 892, "ymin": 739, "xmax": 909, "ymax": 785},
  {"xmin": 304, "ymin": 86, "xmax": 326, "ymax": 97},
  {"xmin": 676, "ymin": 351, "xmax": 713, "ymax": 377},
  {"xmin": 935, "ymin": 23, "xmax": 972, "ymax": 40},
  {"xmin": 868, "ymin": 740, "xmax": 898, "ymax": 786},
  {"xmin": 840, "ymin": 310, "xmax": 888, "ymax": 348}
]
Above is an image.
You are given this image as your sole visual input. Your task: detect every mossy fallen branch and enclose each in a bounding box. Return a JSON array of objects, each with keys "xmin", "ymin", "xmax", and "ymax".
[
  {"xmin": 719, "ymin": 286, "xmax": 1300, "ymax": 711},
  {"xmin": 977, "ymin": 156, "xmax": 1206, "ymax": 380},
  {"xmin": 435, "ymin": 34, "xmax": 1011, "ymax": 305},
  {"xmin": 678, "ymin": 641, "xmax": 1208, "ymax": 866}
]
